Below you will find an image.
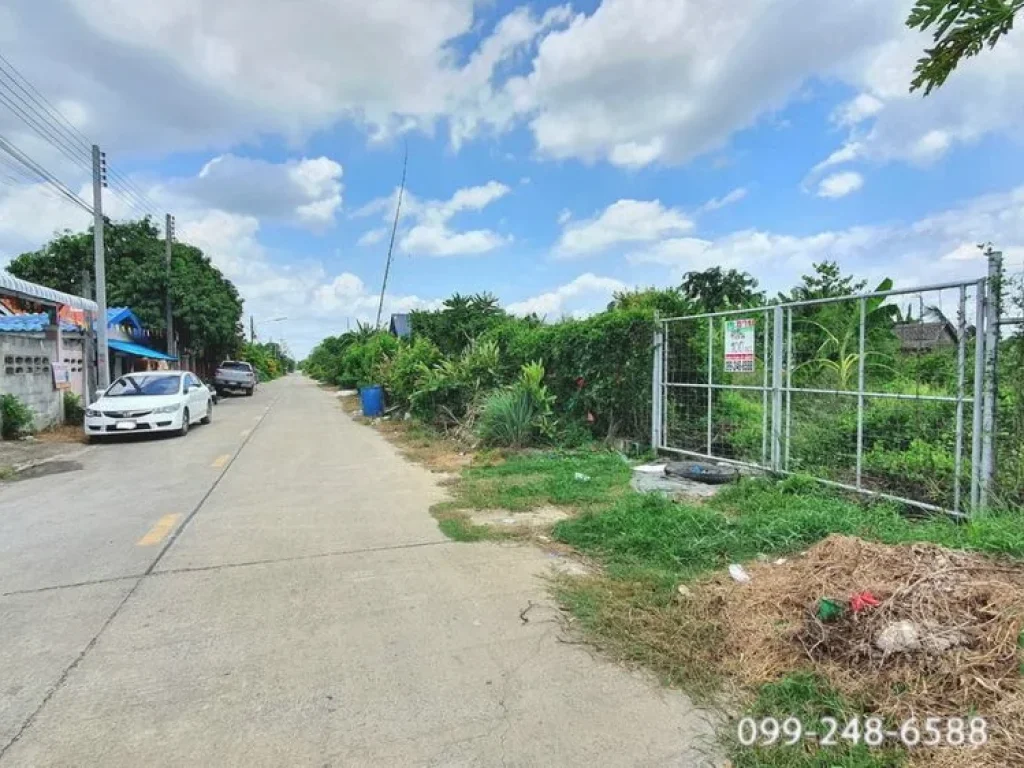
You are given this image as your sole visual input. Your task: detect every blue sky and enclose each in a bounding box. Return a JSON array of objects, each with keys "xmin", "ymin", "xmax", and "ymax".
[{"xmin": 0, "ymin": 0, "xmax": 1022, "ymax": 355}]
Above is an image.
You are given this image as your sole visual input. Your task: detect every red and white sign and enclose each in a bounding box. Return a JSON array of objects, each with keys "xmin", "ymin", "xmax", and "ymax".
[{"xmin": 724, "ymin": 318, "xmax": 756, "ymax": 373}]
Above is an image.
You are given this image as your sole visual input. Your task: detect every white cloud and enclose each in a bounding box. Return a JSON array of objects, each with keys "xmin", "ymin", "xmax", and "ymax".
[
  {"xmin": 0, "ymin": 184, "xmax": 91, "ymax": 263},
  {"xmin": 359, "ymin": 181, "xmax": 512, "ymax": 257},
  {"xmin": 629, "ymin": 186, "xmax": 1024, "ymax": 294},
  {"xmin": 557, "ymin": 208, "xmax": 572, "ymax": 225},
  {"xmin": 506, "ymin": 273, "xmax": 627, "ymax": 318},
  {"xmin": 6, "ymin": 0, "xmax": 1021, "ymax": 172},
  {"xmin": 817, "ymin": 171, "xmax": 864, "ymax": 199},
  {"xmin": 1, "ymin": 0, "xmax": 577, "ymax": 158},
  {"xmin": 169, "ymin": 154, "xmax": 343, "ymax": 229},
  {"xmin": 558, "ymin": 199, "xmax": 693, "ymax": 257},
  {"xmin": 698, "ymin": 187, "xmax": 748, "ymax": 213},
  {"xmin": 489, "ymin": 0, "xmax": 895, "ymax": 167},
  {"xmin": 832, "ymin": 24, "xmax": 1024, "ymax": 167},
  {"xmin": 832, "ymin": 93, "xmax": 884, "ymax": 126},
  {"xmin": 357, "ymin": 228, "xmax": 387, "ymax": 247}
]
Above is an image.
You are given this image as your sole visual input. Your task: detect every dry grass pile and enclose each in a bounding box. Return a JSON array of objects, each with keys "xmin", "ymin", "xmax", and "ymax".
[{"xmin": 690, "ymin": 534, "xmax": 1024, "ymax": 767}]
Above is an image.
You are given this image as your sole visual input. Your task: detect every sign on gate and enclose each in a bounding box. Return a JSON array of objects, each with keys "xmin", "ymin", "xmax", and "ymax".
[{"xmin": 724, "ymin": 319, "xmax": 755, "ymax": 373}]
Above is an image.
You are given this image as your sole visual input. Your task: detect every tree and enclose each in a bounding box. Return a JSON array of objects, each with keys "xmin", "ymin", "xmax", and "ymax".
[
  {"xmin": 679, "ymin": 267, "xmax": 764, "ymax": 313},
  {"xmin": 908, "ymin": 0, "xmax": 1022, "ymax": 94},
  {"xmin": 409, "ymin": 292, "xmax": 507, "ymax": 356},
  {"xmin": 779, "ymin": 260, "xmax": 867, "ymax": 303},
  {"xmin": 607, "ymin": 287, "xmax": 694, "ymax": 317},
  {"xmin": 7, "ymin": 218, "xmax": 243, "ymax": 365}
]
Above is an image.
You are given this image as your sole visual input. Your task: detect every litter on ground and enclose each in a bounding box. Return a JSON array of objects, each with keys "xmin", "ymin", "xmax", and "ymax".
[{"xmin": 683, "ymin": 534, "xmax": 1024, "ymax": 768}]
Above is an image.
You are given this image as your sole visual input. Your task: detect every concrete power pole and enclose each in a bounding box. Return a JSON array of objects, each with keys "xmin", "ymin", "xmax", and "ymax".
[
  {"xmin": 165, "ymin": 214, "xmax": 175, "ymax": 357},
  {"xmin": 92, "ymin": 145, "xmax": 110, "ymax": 389},
  {"xmin": 250, "ymin": 315, "xmax": 256, "ymax": 344}
]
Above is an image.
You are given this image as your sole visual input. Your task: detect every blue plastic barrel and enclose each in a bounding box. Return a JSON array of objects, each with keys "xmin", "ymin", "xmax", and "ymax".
[{"xmin": 359, "ymin": 385, "xmax": 384, "ymax": 417}]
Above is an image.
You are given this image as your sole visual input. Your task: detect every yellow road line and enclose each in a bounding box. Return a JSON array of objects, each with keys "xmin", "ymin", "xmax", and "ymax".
[
  {"xmin": 137, "ymin": 514, "xmax": 181, "ymax": 547},
  {"xmin": 211, "ymin": 453, "xmax": 231, "ymax": 468}
]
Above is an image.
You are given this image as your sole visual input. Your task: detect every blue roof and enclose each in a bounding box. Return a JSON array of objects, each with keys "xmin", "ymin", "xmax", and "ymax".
[
  {"xmin": 107, "ymin": 307, "xmax": 143, "ymax": 331},
  {"xmin": 0, "ymin": 313, "xmax": 81, "ymax": 333},
  {"xmin": 389, "ymin": 313, "xmax": 412, "ymax": 338},
  {"xmin": 108, "ymin": 339, "xmax": 177, "ymax": 361}
]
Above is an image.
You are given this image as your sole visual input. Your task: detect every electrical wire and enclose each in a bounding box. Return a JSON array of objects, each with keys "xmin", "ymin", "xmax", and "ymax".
[
  {"xmin": 0, "ymin": 53, "xmax": 164, "ymax": 220},
  {"xmin": 0, "ymin": 133, "xmax": 93, "ymax": 214}
]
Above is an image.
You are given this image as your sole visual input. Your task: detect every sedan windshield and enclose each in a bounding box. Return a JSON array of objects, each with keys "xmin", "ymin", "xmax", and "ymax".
[{"xmin": 106, "ymin": 374, "xmax": 181, "ymax": 397}]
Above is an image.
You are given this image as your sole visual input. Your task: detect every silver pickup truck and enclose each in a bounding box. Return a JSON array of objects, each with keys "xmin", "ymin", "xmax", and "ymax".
[{"xmin": 213, "ymin": 360, "xmax": 257, "ymax": 396}]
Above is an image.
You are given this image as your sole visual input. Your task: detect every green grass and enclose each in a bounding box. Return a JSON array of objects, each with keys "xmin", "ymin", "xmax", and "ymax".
[
  {"xmin": 553, "ymin": 475, "xmax": 1024, "ymax": 582},
  {"xmin": 728, "ymin": 674, "xmax": 906, "ymax": 768},
  {"xmin": 431, "ymin": 448, "xmax": 633, "ymax": 542},
  {"xmin": 450, "ymin": 449, "xmax": 632, "ymax": 513}
]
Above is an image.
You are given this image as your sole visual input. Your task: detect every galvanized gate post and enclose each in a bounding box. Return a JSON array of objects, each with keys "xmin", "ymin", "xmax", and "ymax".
[
  {"xmin": 771, "ymin": 305, "xmax": 784, "ymax": 472},
  {"xmin": 971, "ymin": 280, "xmax": 986, "ymax": 513},
  {"xmin": 651, "ymin": 315, "xmax": 664, "ymax": 451},
  {"xmin": 979, "ymin": 250, "xmax": 1003, "ymax": 510}
]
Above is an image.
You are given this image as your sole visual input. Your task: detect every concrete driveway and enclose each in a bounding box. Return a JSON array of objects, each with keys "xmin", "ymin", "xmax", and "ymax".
[{"xmin": 0, "ymin": 375, "xmax": 718, "ymax": 767}]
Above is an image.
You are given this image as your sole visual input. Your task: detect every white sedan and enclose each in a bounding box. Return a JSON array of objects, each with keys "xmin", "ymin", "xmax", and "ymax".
[{"xmin": 84, "ymin": 371, "xmax": 213, "ymax": 441}]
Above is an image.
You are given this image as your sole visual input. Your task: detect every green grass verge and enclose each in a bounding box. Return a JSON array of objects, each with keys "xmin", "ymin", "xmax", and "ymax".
[{"xmin": 554, "ymin": 475, "xmax": 1024, "ymax": 582}]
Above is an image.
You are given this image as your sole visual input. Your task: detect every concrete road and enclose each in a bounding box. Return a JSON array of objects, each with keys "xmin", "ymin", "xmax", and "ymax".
[{"xmin": 0, "ymin": 376, "xmax": 718, "ymax": 767}]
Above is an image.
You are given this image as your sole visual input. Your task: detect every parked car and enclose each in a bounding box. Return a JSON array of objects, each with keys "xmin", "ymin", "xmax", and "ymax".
[
  {"xmin": 213, "ymin": 360, "xmax": 257, "ymax": 396},
  {"xmin": 84, "ymin": 371, "xmax": 212, "ymax": 441}
]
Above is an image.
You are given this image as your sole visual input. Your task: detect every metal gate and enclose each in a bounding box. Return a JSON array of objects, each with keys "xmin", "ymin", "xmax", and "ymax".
[{"xmin": 652, "ymin": 272, "xmax": 1003, "ymax": 516}]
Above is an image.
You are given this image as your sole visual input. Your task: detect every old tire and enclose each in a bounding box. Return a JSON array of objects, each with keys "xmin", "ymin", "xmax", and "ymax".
[{"xmin": 665, "ymin": 461, "xmax": 738, "ymax": 485}]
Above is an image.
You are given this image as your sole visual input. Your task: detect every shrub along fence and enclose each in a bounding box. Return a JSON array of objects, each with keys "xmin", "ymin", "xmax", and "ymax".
[{"xmin": 303, "ymin": 309, "xmax": 656, "ymax": 447}]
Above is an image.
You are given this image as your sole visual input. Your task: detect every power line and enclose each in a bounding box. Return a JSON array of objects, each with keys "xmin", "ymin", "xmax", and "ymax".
[
  {"xmin": 0, "ymin": 53, "xmax": 162, "ymax": 220},
  {"xmin": 0, "ymin": 133, "xmax": 92, "ymax": 214}
]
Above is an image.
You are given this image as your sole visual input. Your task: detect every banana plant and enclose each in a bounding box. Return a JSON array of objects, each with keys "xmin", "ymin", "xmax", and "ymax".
[{"xmin": 793, "ymin": 279, "xmax": 898, "ymax": 390}]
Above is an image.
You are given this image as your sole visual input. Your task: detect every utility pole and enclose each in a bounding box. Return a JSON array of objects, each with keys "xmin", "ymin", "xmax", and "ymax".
[
  {"xmin": 375, "ymin": 144, "xmax": 408, "ymax": 328},
  {"xmin": 81, "ymin": 268, "xmax": 95, "ymax": 403},
  {"xmin": 250, "ymin": 315, "xmax": 256, "ymax": 344},
  {"xmin": 165, "ymin": 214, "xmax": 175, "ymax": 357},
  {"xmin": 92, "ymin": 145, "xmax": 110, "ymax": 389}
]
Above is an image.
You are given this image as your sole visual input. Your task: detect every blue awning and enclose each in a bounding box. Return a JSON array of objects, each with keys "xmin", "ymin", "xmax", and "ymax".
[{"xmin": 108, "ymin": 339, "xmax": 178, "ymax": 361}]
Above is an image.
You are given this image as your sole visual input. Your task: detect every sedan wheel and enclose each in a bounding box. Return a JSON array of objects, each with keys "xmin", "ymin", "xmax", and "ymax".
[
  {"xmin": 178, "ymin": 408, "xmax": 190, "ymax": 437},
  {"xmin": 201, "ymin": 400, "xmax": 212, "ymax": 425}
]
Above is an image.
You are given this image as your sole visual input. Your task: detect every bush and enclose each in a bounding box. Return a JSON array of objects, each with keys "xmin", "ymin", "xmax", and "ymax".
[
  {"xmin": 64, "ymin": 391, "xmax": 85, "ymax": 426},
  {"xmin": 477, "ymin": 361, "xmax": 555, "ymax": 447},
  {"xmin": 409, "ymin": 338, "xmax": 501, "ymax": 424},
  {"xmin": 1, "ymin": 394, "xmax": 34, "ymax": 439},
  {"xmin": 382, "ymin": 337, "xmax": 441, "ymax": 408},
  {"xmin": 337, "ymin": 332, "xmax": 399, "ymax": 389},
  {"xmin": 478, "ymin": 390, "xmax": 537, "ymax": 448}
]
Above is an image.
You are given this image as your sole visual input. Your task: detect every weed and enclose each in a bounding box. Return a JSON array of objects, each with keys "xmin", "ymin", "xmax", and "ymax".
[{"xmin": 0, "ymin": 394, "xmax": 34, "ymax": 439}]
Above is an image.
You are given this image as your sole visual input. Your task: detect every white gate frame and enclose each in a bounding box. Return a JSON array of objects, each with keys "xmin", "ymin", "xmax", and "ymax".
[{"xmin": 653, "ymin": 272, "xmax": 1003, "ymax": 517}]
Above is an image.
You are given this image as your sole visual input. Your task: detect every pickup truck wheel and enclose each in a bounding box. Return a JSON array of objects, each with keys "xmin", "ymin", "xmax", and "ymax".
[{"xmin": 245, "ymin": 387, "xmax": 254, "ymax": 397}]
